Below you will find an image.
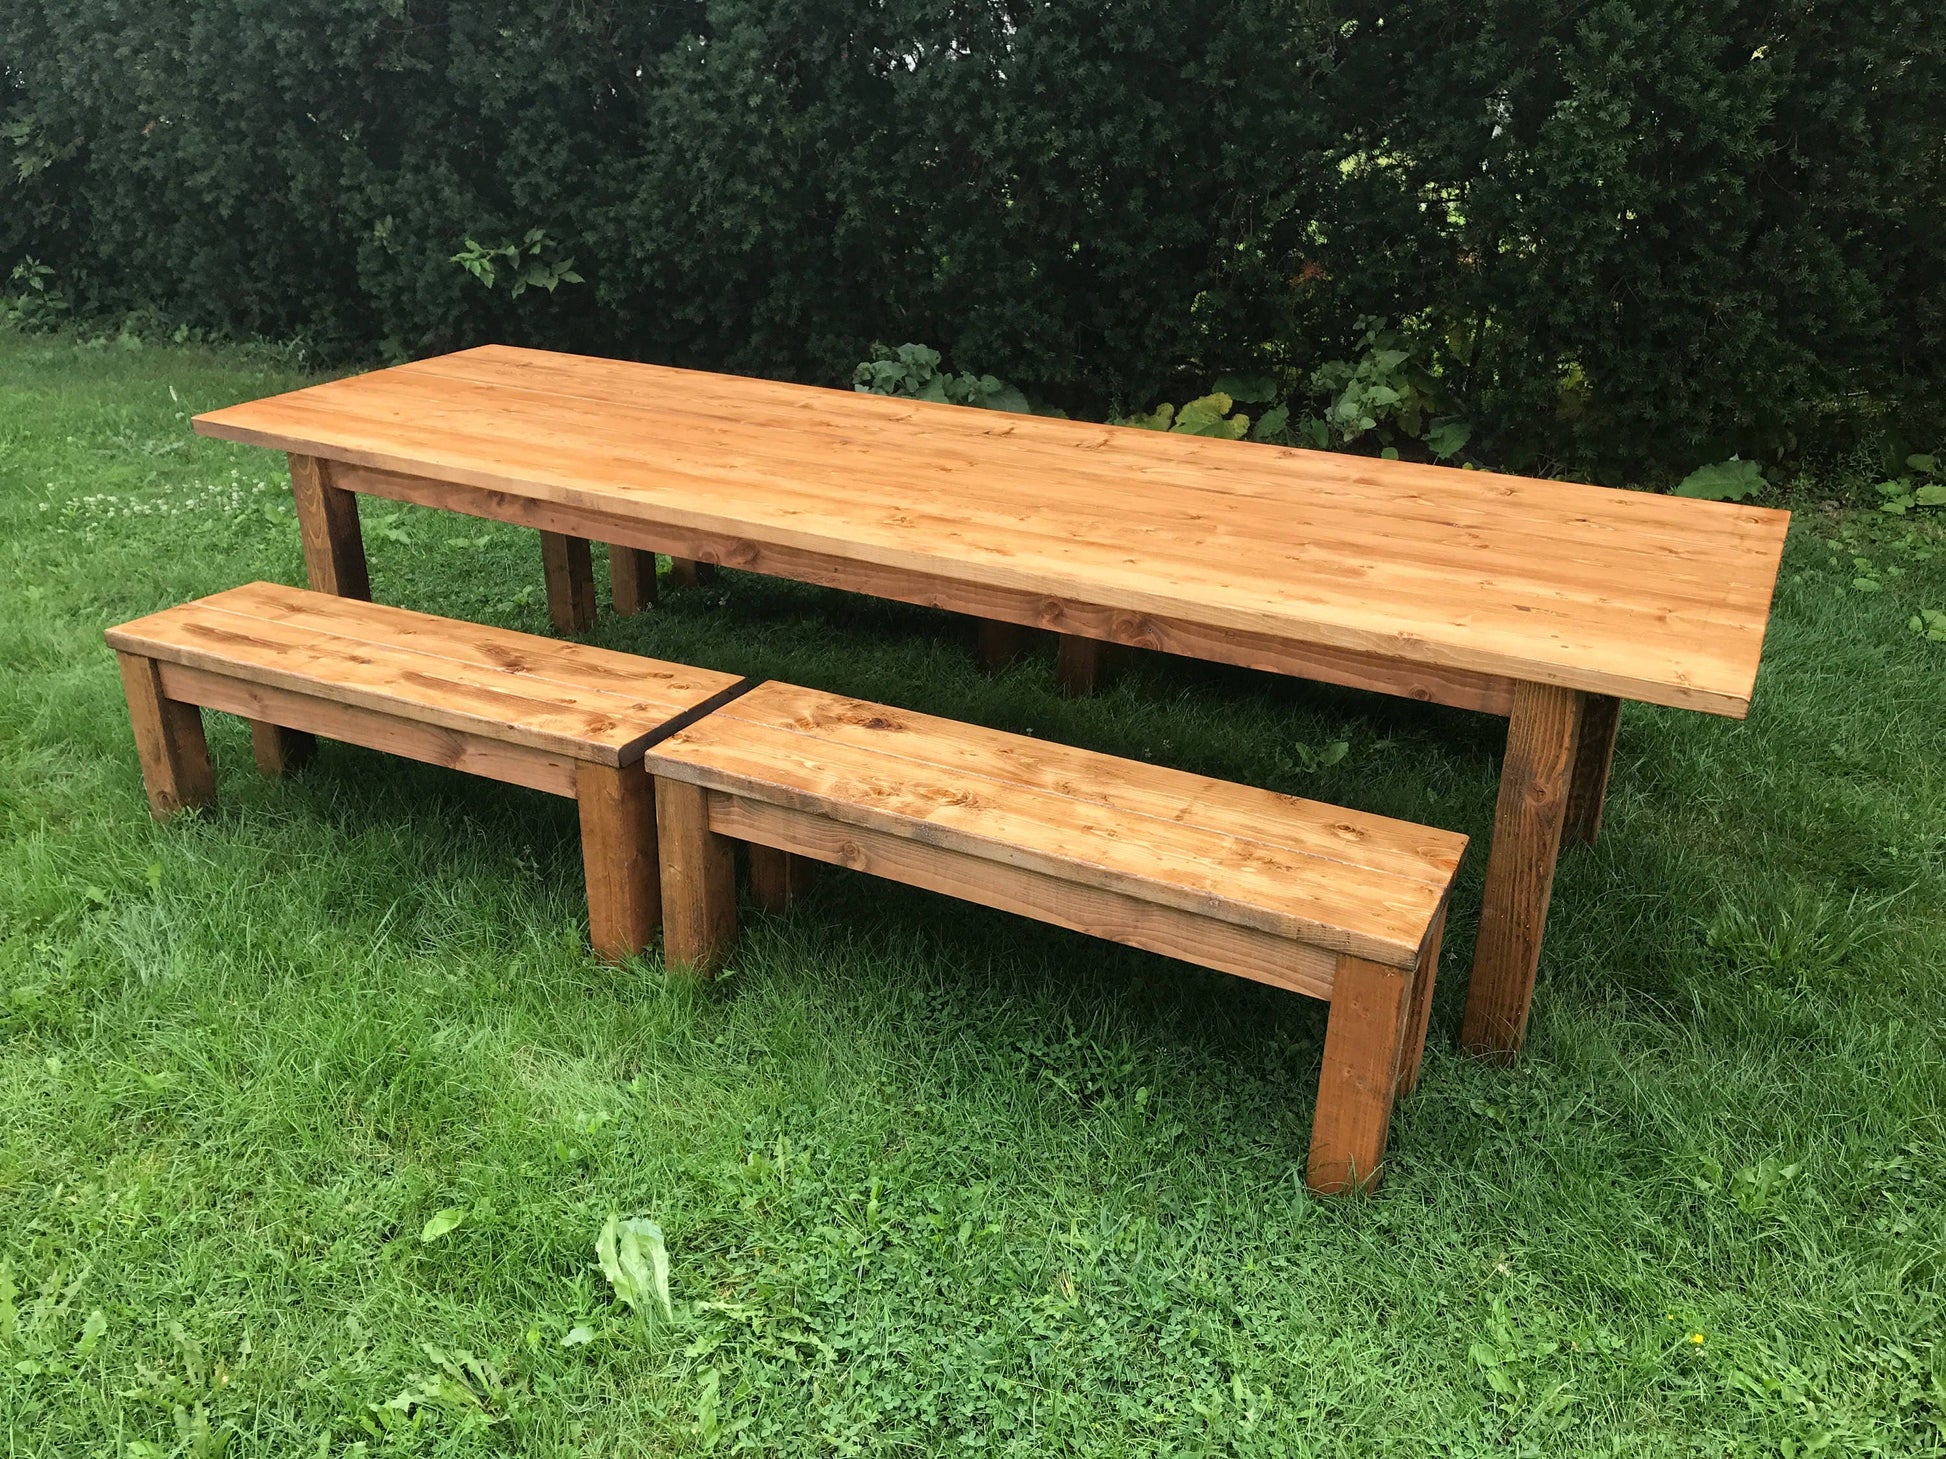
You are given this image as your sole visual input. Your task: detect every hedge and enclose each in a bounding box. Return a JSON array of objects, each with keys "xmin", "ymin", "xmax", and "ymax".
[{"xmin": 4, "ymin": 0, "xmax": 1942, "ymax": 475}]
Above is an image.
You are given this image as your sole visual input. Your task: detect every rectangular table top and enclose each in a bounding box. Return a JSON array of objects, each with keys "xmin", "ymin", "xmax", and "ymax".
[{"xmin": 195, "ymin": 345, "xmax": 1791, "ymax": 716}]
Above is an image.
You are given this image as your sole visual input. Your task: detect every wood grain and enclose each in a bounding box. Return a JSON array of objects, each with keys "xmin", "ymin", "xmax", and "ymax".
[
  {"xmin": 116, "ymin": 652, "xmax": 215, "ymax": 817},
  {"xmin": 713, "ymin": 795, "xmax": 1338, "ymax": 998},
  {"xmin": 540, "ymin": 532, "xmax": 597, "ymax": 632},
  {"xmin": 1055, "ymin": 635, "xmax": 1105, "ymax": 697},
  {"xmin": 1396, "ymin": 903, "xmax": 1446, "ymax": 1098},
  {"xmin": 666, "ymin": 558, "xmax": 717, "ymax": 590},
  {"xmin": 1308, "ymin": 953, "xmax": 1416, "ymax": 1194},
  {"xmin": 301, "ymin": 460, "xmax": 1520, "ymax": 715},
  {"xmin": 577, "ymin": 762, "xmax": 660, "ymax": 960},
  {"xmin": 1565, "ymin": 694, "xmax": 1622, "ymax": 846},
  {"xmin": 647, "ymin": 681, "xmax": 1465, "ymax": 968},
  {"xmin": 249, "ymin": 720, "xmax": 316, "ymax": 777},
  {"xmin": 747, "ymin": 843, "xmax": 816, "ymax": 913},
  {"xmin": 656, "ymin": 777, "xmax": 736, "ymax": 975},
  {"xmin": 197, "ymin": 346, "xmax": 1791, "ymax": 715},
  {"xmin": 1461, "ymin": 681, "xmax": 1583, "ymax": 1059},
  {"xmin": 287, "ymin": 454, "xmax": 370, "ymax": 599},
  {"xmin": 978, "ymin": 619, "xmax": 1031, "ymax": 673},
  {"xmin": 106, "ymin": 581, "xmax": 748, "ymax": 766},
  {"xmin": 157, "ymin": 662, "xmax": 583, "ymax": 796},
  {"xmin": 608, "ymin": 544, "xmax": 657, "ymax": 615}
]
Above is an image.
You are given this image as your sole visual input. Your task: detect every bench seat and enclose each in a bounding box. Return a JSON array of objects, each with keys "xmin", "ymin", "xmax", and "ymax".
[
  {"xmin": 642, "ymin": 681, "xmax": 1468, "ymax": 1192},
  {"xmin": 105, "ymin": 581, "xmax": 751, "ymax": 959}
]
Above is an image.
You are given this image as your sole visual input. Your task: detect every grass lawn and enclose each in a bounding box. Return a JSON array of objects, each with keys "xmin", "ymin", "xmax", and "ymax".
[{"xmin": 1, "ymin": 328, "xmax": 1943, "ymax": 1458}]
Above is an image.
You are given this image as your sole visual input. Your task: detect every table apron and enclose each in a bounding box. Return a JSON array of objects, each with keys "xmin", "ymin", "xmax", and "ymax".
[{"xmin": 326, "ymin": 459, "xmax": 1518, "ymax": 718}]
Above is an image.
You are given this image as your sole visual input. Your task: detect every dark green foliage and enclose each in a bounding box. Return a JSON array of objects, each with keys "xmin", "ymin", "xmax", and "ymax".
[{"xmin": 5, "ymin": 0, "xmax": 1943, "ymax": 473}]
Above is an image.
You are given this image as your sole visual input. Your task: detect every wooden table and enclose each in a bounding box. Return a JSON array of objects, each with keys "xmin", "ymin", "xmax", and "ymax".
[{"xmin": 194, "ymin": 345, "xmax": 1790, "ymax": 1058}]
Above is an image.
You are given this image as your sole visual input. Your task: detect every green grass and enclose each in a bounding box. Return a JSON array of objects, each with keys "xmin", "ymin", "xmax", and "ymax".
[{"xmin": 1, "ymin": 328, "xmax": 1943, "ymax": 1458}]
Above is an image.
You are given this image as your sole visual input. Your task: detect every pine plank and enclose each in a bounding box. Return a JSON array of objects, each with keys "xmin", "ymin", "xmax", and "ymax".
[
  {"xmin": 540, "ymin": 531, "xmax": 597, "ymax": 632},
  {"xmin": 1396, "ymin": 905, "xmax": 1445, "ymax": 1098},
  {"xmin": 1055, "ymin": 635, "xmax": 1106, "ymax": 697},
  {"xmin": 1307, "ymin": 954, "xmax": 1416, "ymax": 1194},
  {"xmin": 657, "ymin": 778, "xmax": 736, "ymax": 974},
  {"xmin": 116, "ymin": 652, "xmax": 216, "ymax": 817},
  {"xmin": 1565, "ymin": 694, "xmax": 1622, "ymax": 846},
  {"xmin": 288, "ymin": 454, "xmax": 370, "ymax": 600},
  {"xmin": 156, "ymin": 662, "xmax": 583, "ymax": 796},
  {"xmin": 713, "ymin": 795, "xmax": 1338, "ymax": 999},
  {"xmin": 577, "ymin": 762, "xmax": 660, "ymax": 960},
  {"xmin": 195, "ymin": 346, "xmax": 1792, "ymax": 716},
  {"xmin": 608, "ymin": 545, "xmax": 657, "ymax": 615},
  {"xmin": 697, "ymin": 682, "xmax": 1461, "ymax": 886},
  {"xmin": 249, "ymin": 720, "xmax": 316, "ymax": 776},
  {"xmin": 747, "ymin": 843, "xmax": 817, "ymax": 912},
  {"xmin": 1460, "ymin": 681, "xmax": 1583, "ymax": 1058},
  {"xmin": 106, "ymin": 583, "xmax": 749, "ymax": 766},
  {"xmin": 313, "ymin": 459, "xmax": 1520, "ymax": 714},
  {"xmin": 645, "ymin": 683, "xmax": 1465, "ymax": 968}
]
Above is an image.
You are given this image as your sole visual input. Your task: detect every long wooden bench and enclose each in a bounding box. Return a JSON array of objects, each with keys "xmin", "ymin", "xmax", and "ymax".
[
  {"xmin": 642, "ymin": 682, "xmax": 1468, "ymax": 1193},
  {"xmin": 104, "ymin": 582, "xmax": 751, "ymax": 960}
]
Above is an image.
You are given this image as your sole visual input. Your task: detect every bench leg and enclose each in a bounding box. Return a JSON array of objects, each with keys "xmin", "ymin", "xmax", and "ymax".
[
  {"xmin": 656, "ymin": 778, "xmax": 736, "ymax": 974},
  {"xmin": 577, "ymin": 762, "xmax": 661, "ymax": 961},
  {"xmin": 541, "ymin": 532, "xmax": 598, "ymax": 632},
  {"xmin": 1055, "ymin": 635, "xmax": 1105, "ymax": 697},
  {"xmin": 289, "ymin": 454, "xmax": 371, "ymax": 600},
  {"xmin": 116, "ymin": 652, "xmax": 216, "ymax": 819},
  {"xmin": 1396, "ymin": 905, "xmax": 1446, "ymax": 1099},
  {"xmin": 1564, "ymin": 693, "xmax": 1621, "ymax": 846},
  {"xmin": 608, "ymin": 545, "xmax": 659, "ymax": 616},
  {"xmin": 978, "ymin": 619, "xmax": 1030, "ymax": 673},
  {"xmin": 250, "ymin": 721, "xmax": 316, "ymax": 777},
  {"xmin": 749, "ymin": 844, "xmax": 817, "ymax": 912},
  {"xmin": 666, "ymin": 558, "xmax": 717, "ymax": 590},
  {"xmin": 1308, "ymin": 954, "xmax": 1415, "ymax": 1195},
  {"xmin": 1460, "ymin": 681, "xmax": 1582, "ymax": 1062}
]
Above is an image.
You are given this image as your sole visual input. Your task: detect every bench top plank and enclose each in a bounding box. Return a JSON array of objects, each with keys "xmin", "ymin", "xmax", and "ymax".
[
  {"xmin": 195, "ymin": 345, "xmax": 1791, "ymax": 716},
  {"xmin": 106, "ymin": 582, "xmax": 748, "ymax": 765},
  {"xmin": 645, "ymin": 682, "xmax": 1466, "ymax": 967}
]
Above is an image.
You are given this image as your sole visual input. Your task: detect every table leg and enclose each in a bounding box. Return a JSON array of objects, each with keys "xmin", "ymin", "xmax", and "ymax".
[
  {"xmin": 540, "ymin": 532, "xmax": 597, "ymax": 632},
  {"xmin": 288, "ymin": 454, "xmax": 370, "ymax": 599},
  {"xmin": 1055, "ymin": 635, "xmax": 1105, "ymax": 697},
  {"xmin": 978, "ymin": 619, "xmax": 1030, "ymax": 673},
  {"xmin": 1564, "ymin": 694, "xmax": 1621, "ymax": 846},
  {"xmin": 250, "ymin": 721, "xmax": 316, "ymax": 776},
  {"xmin": 1459, "ymin": 681, "xmax": 1582, "ymax": 1062},
  {"xmin": 666, "ymin": 558, "xmax": 717, "ymax": 590},
  {"xmin": 749, "ymin": 844, "xmax": 817, "ymax": 912},
  {"xmin": 608, "ymin": 545, "xmax": 658, "ymax": 615}
]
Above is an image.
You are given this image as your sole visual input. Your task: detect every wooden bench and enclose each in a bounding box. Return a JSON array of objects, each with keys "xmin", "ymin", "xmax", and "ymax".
[
  {"xmin": 104, "ymin": 582, "xmax": 752, "ymax": 960},
  {"xmin": 642, "ymin": 682, "xmax": 1468, "ymax": 1193}
]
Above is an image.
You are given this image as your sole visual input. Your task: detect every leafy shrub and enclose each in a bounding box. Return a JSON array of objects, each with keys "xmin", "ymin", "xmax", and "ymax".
[
  {"xmin": 1875, "ymin": 455, "xmax": 1946, "ymax": 515},
  {"xmin": 452, "ymin": 232, "xmax": 584, "ymax": 301},
  {"xmin": 852, "ymin": 344, "xmax": 1030, "ymax": 414},
  {"xmin": 0, "ymin": 258, "xmax": 68, "ymax": 330},
  {"xmin": 1675, "ymin": 458, "xmax": 1767, "ymax": 502},
  {"xmin": 3, "ymin": 0, "xmax": 1942, "ymax": 476},
  {"xmin": 1119, "ymin": 393, "xmax": 1252, "ymax": 440}
]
